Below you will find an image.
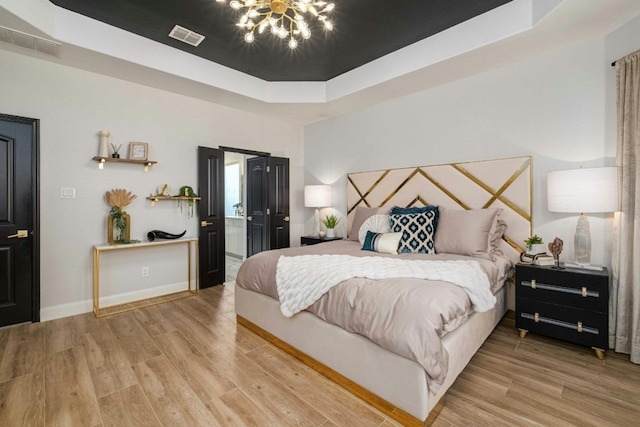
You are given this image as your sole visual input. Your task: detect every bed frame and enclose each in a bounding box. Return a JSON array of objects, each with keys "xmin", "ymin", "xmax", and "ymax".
[{"xmin": 235, "ymin": 156, "xmax": 532, "ymax": 425}]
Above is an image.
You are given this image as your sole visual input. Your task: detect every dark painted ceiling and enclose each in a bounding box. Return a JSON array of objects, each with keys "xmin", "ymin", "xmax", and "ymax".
[{"xmin": 49, "ymin": 0, "xmax": 512, "ymax": 82}]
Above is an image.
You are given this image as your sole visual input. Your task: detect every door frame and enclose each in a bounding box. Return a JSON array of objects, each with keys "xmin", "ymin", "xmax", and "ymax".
[{"xmin": 0, "ymin": 113, "xmax": 40, "ymax": 322}]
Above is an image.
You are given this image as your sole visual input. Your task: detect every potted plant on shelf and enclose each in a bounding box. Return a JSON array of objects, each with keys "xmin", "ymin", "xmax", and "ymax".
[
  {"xmin": 178, "ymin": 185, "xmax": 198, "ymax": 218},
  {"xmin": 524, "ymin": 234, "xmax": 545, "ymax": 254},
  {"xmin": 322, "ymin": 214, "xmax": 340, "ymax": 238}
]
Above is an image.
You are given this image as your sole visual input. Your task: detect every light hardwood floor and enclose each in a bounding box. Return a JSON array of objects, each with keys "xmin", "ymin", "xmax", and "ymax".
[{"xmin": 1, "ymin": 284, "xmax": 639, "ymax": 426}]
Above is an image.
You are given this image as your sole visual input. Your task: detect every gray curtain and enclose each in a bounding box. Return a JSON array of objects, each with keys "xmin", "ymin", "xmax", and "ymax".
[{"xmin": 611, "ymin": 49, "xmax": 640, "ymax": 363}]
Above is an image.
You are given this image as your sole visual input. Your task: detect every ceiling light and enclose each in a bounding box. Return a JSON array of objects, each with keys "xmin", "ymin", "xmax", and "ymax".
[{"xmin": 217, "ymin": 0, "xmax": 334, "ymax": 50}]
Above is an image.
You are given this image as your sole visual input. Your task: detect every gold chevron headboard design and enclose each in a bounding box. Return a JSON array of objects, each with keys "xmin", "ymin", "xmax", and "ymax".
[{"xmin": 347, "ymin": 156, "xmax": 532, "ymax": 262}]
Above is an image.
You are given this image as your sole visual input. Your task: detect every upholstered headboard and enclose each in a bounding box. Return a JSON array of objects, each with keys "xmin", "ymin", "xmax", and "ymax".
[{"xmin": 347, "ymin": 156, "xmax": 532, "ymax": 262}]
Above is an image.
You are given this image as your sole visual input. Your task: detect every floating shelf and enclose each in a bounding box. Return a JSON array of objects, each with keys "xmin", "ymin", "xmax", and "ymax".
[
  {"xmin": 146, "ymin": 195, "xmax": 201, "ymax": 206},
  {"xmin": 93, "ymin": 156, "xmax": 157, "ymax": 172}
]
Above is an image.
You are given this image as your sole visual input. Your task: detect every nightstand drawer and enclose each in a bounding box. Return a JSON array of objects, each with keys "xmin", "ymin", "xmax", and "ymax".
[
  {"xmin": 515, "ymin": 265, "xmax": 608, "ymax": 313},
  {"xmin": 516, "ymin": 298, "xmax": 607, "ymax": 349}
]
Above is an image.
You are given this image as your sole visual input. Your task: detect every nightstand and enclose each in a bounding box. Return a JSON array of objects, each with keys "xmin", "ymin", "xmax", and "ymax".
[
  {"xmin": 515, "ymin": 263, "xmax": 609, "ymax": 359},
  {"xmin": 300, "ymin": 235, "xmax": 342, "ymax": 246}
]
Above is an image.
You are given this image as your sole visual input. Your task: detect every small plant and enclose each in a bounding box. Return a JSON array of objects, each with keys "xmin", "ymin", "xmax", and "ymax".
[
  {"xmin": 178, "ymin": 185, "xmax": 198, "ymax": 218},
  {"xmin": 322, "ymin": 214, "xmax": 341, "ymax": 229},
  {"xmin": 524, "ymin": 234, "xmax": 543, "ymax": 251}
]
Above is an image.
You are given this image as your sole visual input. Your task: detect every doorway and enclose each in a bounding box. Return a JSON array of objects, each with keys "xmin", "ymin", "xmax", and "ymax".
[
  {"xmin": 0, "ymin": 114, "xmax": 40, "ymax": 327},
  {"xmin": 197, "ymin": 146, "xmax": 290, "ymax": 287},
  {"xmin": 223, "ymin": 151, "xmax": 251, "ymax": 281}
]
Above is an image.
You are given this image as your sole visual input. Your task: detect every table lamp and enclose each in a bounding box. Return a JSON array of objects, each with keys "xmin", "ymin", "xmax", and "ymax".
[
  {"xmin": 547, "ymin": 167, "xmax": 618, "ymax": 266},
  {"xmin": 304, "ymin": 185, "xmax": 331, "ymax": 236}
]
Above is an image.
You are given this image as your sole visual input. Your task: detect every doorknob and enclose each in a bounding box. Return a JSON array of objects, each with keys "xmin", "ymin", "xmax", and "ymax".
[
  {"xmin": 7, "ymin": 230, "xmax": 28, "ymax": 239},
  {"xmin": 283, "ymin": 216, "xmax": 290, "ymax": 222},
  {"xmin": 246, "ymin": 216, "xmax": 252, "ymax": 222},
  {"xmin": 200, "ymin": 221, "xmax": 212, "ymax": 227}
]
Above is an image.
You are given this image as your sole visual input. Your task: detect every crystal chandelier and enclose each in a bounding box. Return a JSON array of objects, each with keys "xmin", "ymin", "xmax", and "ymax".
[{"xmin": 217, "ymin": 0, "xmax": 335, "ymax": 49}]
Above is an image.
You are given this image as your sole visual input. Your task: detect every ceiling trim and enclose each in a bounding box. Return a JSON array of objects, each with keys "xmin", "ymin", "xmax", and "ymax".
[{"xmin": 0, "ymin": 0, "xmax": 563, "ymax": 105}]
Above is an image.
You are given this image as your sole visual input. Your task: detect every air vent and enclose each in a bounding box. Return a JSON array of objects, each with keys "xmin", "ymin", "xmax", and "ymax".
[
  {"xmin": 168, "ymin": 25, "xmax": 205, "ymax": 47},
  {"xmin": 0, "ymin": 25, "xmax": 61, "ymax": 57}
]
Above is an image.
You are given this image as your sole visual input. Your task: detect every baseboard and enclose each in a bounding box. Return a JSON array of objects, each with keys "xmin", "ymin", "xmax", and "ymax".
[{"xmin": 40, "ymin": 281, "xmax": 188, "ymax": 322}]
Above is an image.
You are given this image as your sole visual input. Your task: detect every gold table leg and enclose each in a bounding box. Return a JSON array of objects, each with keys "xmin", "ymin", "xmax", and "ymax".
[
  {"xmin": 593, "ymin": 348, "xmax": 605, "ymax": 360},
  {"xmin": 519, "ymin": 329, "xmax": 528, "ymax": 339}
]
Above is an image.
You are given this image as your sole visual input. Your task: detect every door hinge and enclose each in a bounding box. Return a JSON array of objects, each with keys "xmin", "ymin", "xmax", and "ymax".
[
  {"xmin": 266, "ymin": 166, "xmax": 270, "ymax": 173},
  {"xmin": 267, "ymin": 208, "xmax": 270, "ymax": 215}
]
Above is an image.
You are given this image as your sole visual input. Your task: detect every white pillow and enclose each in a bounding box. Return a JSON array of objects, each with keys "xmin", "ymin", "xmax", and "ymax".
[{"xmin": 358, "ymin": 214, "xmax": 391, "ymax": 245}]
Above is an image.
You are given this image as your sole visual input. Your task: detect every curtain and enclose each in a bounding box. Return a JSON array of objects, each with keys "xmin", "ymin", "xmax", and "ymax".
[{"xmin": 610, "ymin": 49, "xmax": 640, "ymax": 363}]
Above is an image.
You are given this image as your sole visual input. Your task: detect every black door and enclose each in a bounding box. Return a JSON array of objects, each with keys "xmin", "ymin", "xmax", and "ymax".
[
  {"xmin": 198, "ymin": 146, "xmax": 225, "ymax": 288},
  {"xmin": 246, "ymin": 156, "xmax": 268, "ymax": 257},
  {"xmin": 0, "ymin": 114, "xmax": 39, "ymax": 327},
  {"xmin": 269, "ymin": 157, "xmax": 290, "ymax": 250},
  {"xmin": 246, "ymin": 156, "xmax": 291, "ymax": 257}
]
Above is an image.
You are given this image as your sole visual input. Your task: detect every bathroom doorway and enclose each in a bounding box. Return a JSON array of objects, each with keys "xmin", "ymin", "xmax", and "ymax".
[{"xmin": 223, "ymin": 151, "xmax": 250, "ymax": 281}]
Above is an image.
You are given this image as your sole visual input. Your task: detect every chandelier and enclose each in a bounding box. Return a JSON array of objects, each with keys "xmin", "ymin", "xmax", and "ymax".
[{"xmin": 217, "ymin": 0, "xmax": 335, "ymax": 49}]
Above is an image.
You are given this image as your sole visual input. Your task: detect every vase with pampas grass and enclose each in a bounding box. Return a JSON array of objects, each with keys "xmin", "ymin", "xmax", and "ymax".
[{"xmin": 105, "ymin": 188, "xmax": 137, "ymax": 244}]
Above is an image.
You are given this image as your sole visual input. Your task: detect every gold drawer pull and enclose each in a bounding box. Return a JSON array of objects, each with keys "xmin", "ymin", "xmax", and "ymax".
[
  {"xmin": 577, "ymin": 322, "xmax": 583, "ymax": 333},
  {"xmin": 534, "ymin": 312, "xmax": 539, "ymax": 323},
  {"xmin": 582, "ymin": 287, "xmax": 587, "ymax": 297},
  {"xmin": 531, "ymin": 279, "xmax": 536, "ymax": 289}
]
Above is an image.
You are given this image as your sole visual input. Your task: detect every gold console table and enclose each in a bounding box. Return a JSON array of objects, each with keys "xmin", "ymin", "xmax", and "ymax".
[{"xmin": 93, "ymin": 238, "xmax": 198, "ymax": 318}]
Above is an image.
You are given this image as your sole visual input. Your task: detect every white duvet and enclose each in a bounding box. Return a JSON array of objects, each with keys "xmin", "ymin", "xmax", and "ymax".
[{"xmin": 276, "ymin": 254, "xmax": 496, "ymax": 317}]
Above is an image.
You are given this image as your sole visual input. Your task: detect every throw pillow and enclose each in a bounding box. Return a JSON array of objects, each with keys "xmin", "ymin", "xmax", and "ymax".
[
  {"xmin": 390, "ymin": 211, "xmax": 437, "ymax": 254},
  {"xmin": 361, "ymin": 231, "xmax": 402, "ymax": 254}
]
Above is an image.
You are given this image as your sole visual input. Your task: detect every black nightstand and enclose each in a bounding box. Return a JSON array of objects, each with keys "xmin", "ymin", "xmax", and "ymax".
[
  {"xmin": 300, "ymin": 235, "xmax": 342, "ymax": 246},
  {"xmin": 515, "ymin": 263, "xmax": 609, "ymax": 359}
]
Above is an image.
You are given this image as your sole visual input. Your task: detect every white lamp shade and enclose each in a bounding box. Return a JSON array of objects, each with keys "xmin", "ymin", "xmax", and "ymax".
[
  {"xmin": 547, "ymin": 167, "xmax": 618, "ymax": 213},
  {"xmin": 304, "ymin": 185, "xmax": 332, "ymax": 208}
]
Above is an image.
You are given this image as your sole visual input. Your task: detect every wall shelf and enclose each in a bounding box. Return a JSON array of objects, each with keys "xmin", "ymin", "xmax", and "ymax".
[
  {"xmin": 93, "ymin": 156, "xmax": 157, "ymax": 172},
  {"xmin": 146, "ymin": 195, "xmax": 201, "ymax": 206}
]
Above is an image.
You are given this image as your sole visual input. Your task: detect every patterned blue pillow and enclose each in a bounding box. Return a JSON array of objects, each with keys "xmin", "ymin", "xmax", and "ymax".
[
  {"xmin": 390, "ymin": 205, "xmax": 439, "ymax": 230},
  {"xmin": 390, "ymin": 211, "xmax": 437, "ymax": 254}
]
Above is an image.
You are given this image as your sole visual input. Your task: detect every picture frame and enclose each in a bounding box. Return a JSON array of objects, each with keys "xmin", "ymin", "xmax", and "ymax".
[{"xmin": 128, "ymin": 142, "xmax": 148, "ymax": 160}]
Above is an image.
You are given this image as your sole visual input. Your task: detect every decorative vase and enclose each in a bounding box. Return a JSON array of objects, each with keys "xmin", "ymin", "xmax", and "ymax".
[
  {"xmin": 326, "ymin": 228, "xmax": 335, "ymax": 238},
  {"xmin": 107, "ymin": 213, "xmax": 130, "ymax": 244},
  {"xmin": 98, "ymin": 131, "xmax": 110, "ymax": 158},
  {"xmin": 111, "ymin": 153, "xmax": 120, "ymax": 159}
]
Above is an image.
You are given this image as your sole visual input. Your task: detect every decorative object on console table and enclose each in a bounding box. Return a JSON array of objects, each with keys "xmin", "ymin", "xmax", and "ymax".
[
  {"xmin": 304, "ymin": 184, "xmax": 331, "ymax": 236},
  {"xmin": 547, "ymin": 167, "xmax": 618, "ymax": 268},
  {"xmin": 300, "ymin": 235, "xmax": 342, "ymax": 246},
  {"xmin": 515, "ymin": 263, "xmax": 609, "ymax": 360},
  {"xmin": 147, "ymin": 229, "xmax": 186, "ymax": 241},
  {"xmin": 105, "ymin": 188, "xmax": 137, "ymax": 244}
]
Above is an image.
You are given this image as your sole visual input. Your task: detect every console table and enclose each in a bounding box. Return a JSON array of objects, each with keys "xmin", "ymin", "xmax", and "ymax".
[{"xmin": 93, "ymin": 238, "xmax": 198, "ymax": 317}]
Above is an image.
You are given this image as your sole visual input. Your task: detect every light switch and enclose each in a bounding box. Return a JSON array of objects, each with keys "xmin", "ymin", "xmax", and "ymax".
[{"xmin": 60, "ymin": 187, "xmax": 76, "ymax": 199}]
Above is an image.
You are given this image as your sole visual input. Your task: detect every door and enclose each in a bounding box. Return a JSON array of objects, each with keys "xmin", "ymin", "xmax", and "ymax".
[
  {"xmin": 246, "ymin": 156, "xmax": 290, "ymax": 257},
  {"xmin": 269, "ymin": 157, "xmax": 290, "ymax": 250},
  {"xmin": 246, "ymin": 156, "xmax": 268, "ymax": 257},
  {"xmin": 198, "ymin": 146, "xmax": 225, "ymax": 288},
  {"xmin": 0, "ymin": 114, "xmax": 39, "ymax": 327}
]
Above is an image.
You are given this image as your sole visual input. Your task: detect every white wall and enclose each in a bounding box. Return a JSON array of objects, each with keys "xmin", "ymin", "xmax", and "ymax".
[
  {"xmin": 304, "ymin": 19, "xmax": 640, "ymax": 268},
  {"xmin": 0, "ymin": 49, "xmax": 304, "ymax": 320}
]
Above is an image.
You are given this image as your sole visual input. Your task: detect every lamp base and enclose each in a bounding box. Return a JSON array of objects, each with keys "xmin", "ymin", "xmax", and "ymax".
[{"xmin": 574, "ymin": 213, "xmax": 591, "ymax": 265}]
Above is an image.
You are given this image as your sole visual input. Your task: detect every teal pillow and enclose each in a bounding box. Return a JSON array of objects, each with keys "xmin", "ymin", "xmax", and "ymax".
[{"xmin": 362, "ymin": 231, "xmax": 402, "ymax": 254}]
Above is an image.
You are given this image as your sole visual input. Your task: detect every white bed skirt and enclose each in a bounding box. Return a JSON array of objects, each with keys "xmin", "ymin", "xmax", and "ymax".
[{"xmin": 235, "ymin": 284, "xmax": 507, "ymax": 422}]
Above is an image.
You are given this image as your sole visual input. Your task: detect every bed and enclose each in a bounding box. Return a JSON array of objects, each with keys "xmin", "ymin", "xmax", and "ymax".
[{"xmin": 235, "ymin": 156, "xmax": 532, "ymax": 426}]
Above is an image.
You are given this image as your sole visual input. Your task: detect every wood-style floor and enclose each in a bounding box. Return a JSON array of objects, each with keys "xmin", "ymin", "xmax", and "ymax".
[{"xmin": 1, "ymin": 284, "xmax": 639, "ymax": 426}]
